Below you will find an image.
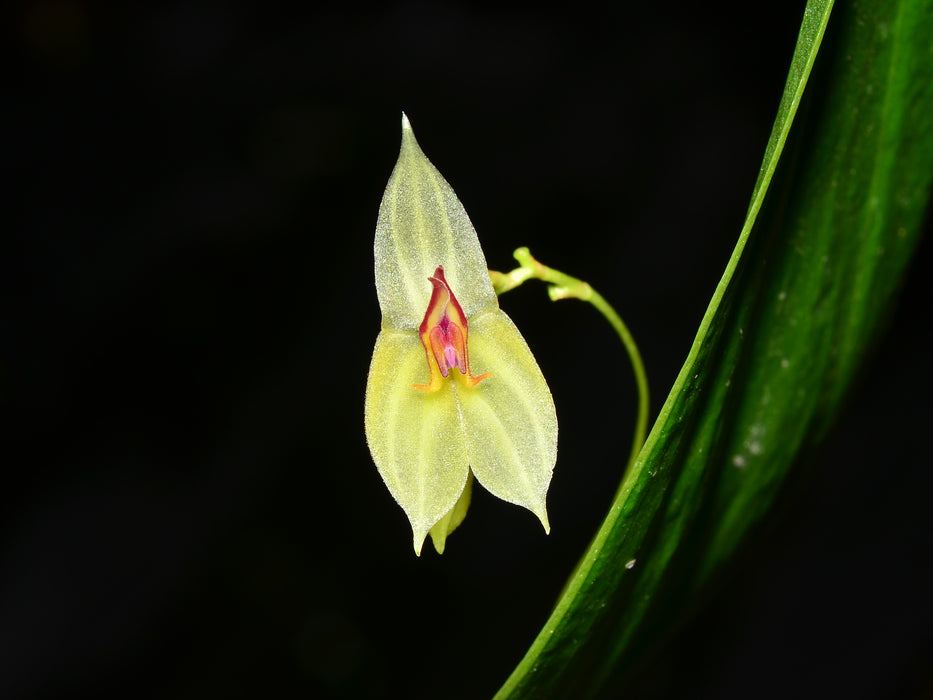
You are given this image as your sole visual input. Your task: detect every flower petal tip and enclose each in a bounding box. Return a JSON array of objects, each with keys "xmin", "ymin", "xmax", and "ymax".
[
  {"xmin": 429, "ymin": 532, "xmax": 447, "ymax": 555},
  {"xmin": 539, "ymin": 511, "xmax": 551, "ymax": 535},
  {"xmin": 401, "ymin": 111, "xmax": 411, "ymax": 130}
]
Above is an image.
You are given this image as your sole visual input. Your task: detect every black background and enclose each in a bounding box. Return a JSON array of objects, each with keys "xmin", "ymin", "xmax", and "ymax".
[{"xmin": 6, "ymin": 2, "xmax": 933, "ymax": 698}]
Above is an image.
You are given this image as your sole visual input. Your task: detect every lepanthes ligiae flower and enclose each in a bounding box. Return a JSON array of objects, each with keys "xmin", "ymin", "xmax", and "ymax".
[{"xmin": 364, "ymin": 114, "xmax": 557, "ymax": 555}]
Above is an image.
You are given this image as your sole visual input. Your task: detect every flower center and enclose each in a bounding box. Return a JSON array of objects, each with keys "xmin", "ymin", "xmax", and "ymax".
[{"xmin": 413, "ymin": 265, "xmax": 491, "ymax": 392}]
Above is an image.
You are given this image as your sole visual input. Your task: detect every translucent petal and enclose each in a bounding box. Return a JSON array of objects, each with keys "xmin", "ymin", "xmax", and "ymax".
[
  {"xmin": 374, "ymin": 114, "xmax": 497, "ymax": 331},
  {"xmin": 428, "ymin": 473, "xmax": 474, "ymax": 555},
  {"xmin": 364, "ymin": 329, "xmax": 470, "ymax": 555},
  {"xmin": 455, "ymin": 309, "xmax": 558, "ymax": 531}
]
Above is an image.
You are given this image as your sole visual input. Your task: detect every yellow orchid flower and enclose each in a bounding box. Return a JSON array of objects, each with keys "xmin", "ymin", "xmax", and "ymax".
[{"xmin": 364, "ymin": 114, "xmax": 558, "ymax": 555}]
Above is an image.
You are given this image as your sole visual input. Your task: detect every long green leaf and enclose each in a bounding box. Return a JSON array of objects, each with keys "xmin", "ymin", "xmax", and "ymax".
[{"xmin": 496, "ymin": 0, "xmax": 933, "ymax": 696}]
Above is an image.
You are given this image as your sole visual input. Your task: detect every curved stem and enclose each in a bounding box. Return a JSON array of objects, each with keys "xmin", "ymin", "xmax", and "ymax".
[{"xmin": 490, "ymin": 247, "xmax": 649, "ymax": 478}]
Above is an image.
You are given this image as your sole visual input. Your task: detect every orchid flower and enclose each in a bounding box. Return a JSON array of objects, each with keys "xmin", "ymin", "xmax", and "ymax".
[{"xmin": 364, "ymin": 114, "xmax": 558, "ymax": 555}]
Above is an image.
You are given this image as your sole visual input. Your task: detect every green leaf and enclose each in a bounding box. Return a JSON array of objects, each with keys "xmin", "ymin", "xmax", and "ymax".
[{"xmin": 496, "ymin": 0, "xmax": 933, "ymax": 696}]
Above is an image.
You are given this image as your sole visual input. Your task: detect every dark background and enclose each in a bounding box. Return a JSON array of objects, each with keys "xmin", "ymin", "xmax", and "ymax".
[{"xmin": 6, "ymin": 1, "xmax": 933, "ymax": 698}]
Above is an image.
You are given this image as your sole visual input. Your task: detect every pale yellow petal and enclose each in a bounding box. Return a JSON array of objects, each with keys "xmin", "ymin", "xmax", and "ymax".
[
  {"xmin": 364, "ymin": 329, "xmax": 471, "ymax": 555},
  {"xmin": 374, "ymin": 114, "xmax": 497, "ymax": 331},
  {"xmin": 454, "ymin": 310, "xmax": 557, "ymax": 532},
  {"xmin": 428, "ymin": 473, "xmax": 474, "ymax": 555}
]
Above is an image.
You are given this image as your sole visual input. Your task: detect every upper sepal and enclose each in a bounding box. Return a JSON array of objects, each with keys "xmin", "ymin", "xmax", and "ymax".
[{"xmin": 374, "ymin": 114, "xmax": 498, "ymax": 331}]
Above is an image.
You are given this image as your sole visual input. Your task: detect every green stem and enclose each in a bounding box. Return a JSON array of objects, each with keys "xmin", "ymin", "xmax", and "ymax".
[{"xmin": 490, "ymin": 247, "xmax": 649, "ymax": 478}]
